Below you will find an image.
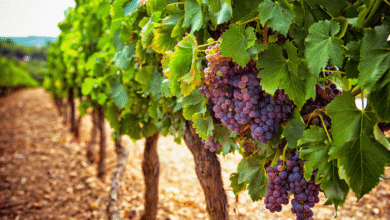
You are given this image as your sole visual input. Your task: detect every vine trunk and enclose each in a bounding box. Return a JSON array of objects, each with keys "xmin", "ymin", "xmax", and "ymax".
[{"xmin": 183, "ymin": 121, "xmax": 229, "ymax": 220}]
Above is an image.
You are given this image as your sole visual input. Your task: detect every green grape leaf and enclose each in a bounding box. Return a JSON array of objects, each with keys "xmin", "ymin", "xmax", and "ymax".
[
  {"xmin": 161, "ymin": 79, "xmax": 172, "ymax": 97},
  {"xmin": 104, "ymin": 103, "xmax": 120, "ymax": 133},
  {"xmin": 109, "ymin": 76, "xmax": 129, "ymax": 109},
  {"xmin": 140, "ymin": 13, "xmax": 161, "ymax": 48},
  {"xmin": 299, "ymin": 126, "xmax": 331, "ymax": 181},
  {"xmin": 111, "ymin": 0, "xmax": 127, "ymax": 36},
  {"xmin": 135, "ymin": 65, "xmax": 155, "ymax": 91},
  {"xmin": 301, "ymin": 0, "xmax": 331, "ymax": 31},
  {"xmin": 283, "ymin": 109, "xmax": 305, "ymax": 149},
  {"xmin": 182, "ymin": 89, "xmax": 207, "ymax": 120},
  {"xmin": 258, "ymin": 0, "xmax": 295, "ymax": 36},
  {"xmin": 81, "ymin": 77, "xmax": 95, "ymax": 95},
  {"xmin": 183, "ymin": 100, "xmax": 207, "ymax": 120},
  {"xmin": 358, "ymin": 24, "xmax": 390, "ymax": 92},
  {"xmin": 316, "ymin": 0, "xmax": 349, "ymax": 16},
  {"xmin": 97, "ymin": 2, "xmax": 111, "ymax": 17},
  {"xmin": 149, "ymin": 72, "xmax": 163, "ymax": 100},
  {"xmin": 78, "ymin": 100, "xmax": 91, "ymax": 118},
  {"xmin": 220, "ymin": 24, "xmax": 251, "ymax": 67},
  {"xmin": 182, "ymin": 59, "xmax": 202, "ymax": 96},
  {"xmin": 333, "ymin": 17, "xmax": 348, "ymax": 39},
  {"xmin": 121, "ymin": 114, "xmax": 142, "ymax": 141},
  {"xmin": 146, "ymin": 0, "xmax": 167, "ymax": 14},
  {"xmin": 152, "ymin": 26, "xmax": 178, "ymax": 54},
  {"xmin": 236, "ymin": 154, "xmax": 267, "ymax": 201},
  {"xmin": 171, "ymin": 16, "xmax": 185, "ymax": 38},
  {"xmin": 257, "ymin": 41, "xmax": 305, "ymax": 108},
  {"xmin": 205, "ymin": 0, "xmax": 221, "ymax": 13},
  {"xmin": 298, "ymin": 62, "xmax": 317, "ymax": 101},
  {"xmin": 193, "ymin": 117, "xmax": 214, "ymax": 140},
  {"xmin": 112, "ymin": 29, "xmax": 135, "ymax": 71},
  {"xmin": 245, "ymin": 27, "xmax": 256, "ymax": 50},
  {"xmin": 214, "ymin": 124, "xmax": 238, "ymax": 155},
  {"xmin": 208, "ymin": 1, "xmax": 233, "ymax": 25},
  {"xmin": 168, "ymin": 35, "xmax": 199, "ymax": 96},
  {"xmin": 298, "ymin": 126, "xmax": 349, "ymax": 212},
  {"xmin": 223, "ymin": 0, "xmax": 231, "ymax": 7},
  {"xmin": 181, "ymin": 89, "xmax": 204, "ymax": 106},
  {"xmin": 142, "ymin": 121, "xmax": 159, "ymax": 137},
  {"xmin": 97, "ymin": 93, "xmax": 107, "ymax": 105},
  {"xmin": 374, "ymin": 124, "xmax": 390, "ymax": 151},
  {"xmin": 327, "ymin": 92, "xmax": 390, "ymax": 200},
  {"xmin": 345, "ymin": 40, "xmax": 361, "ymax": 60},
  {"xmin": 369, "ymin": 71, "xmax": 390, "ymax": 122},
  {"xmin": 124, "ymin": 0, "xmax": 141, "ymax": 16},
  {"xmin": 320, "ymin": 160, "xmax": 350, "ymax": 211},
  {"xmin": 148, "ymin": 100, "xmax": 159, "ymax": 119},
  {"xmin": 163, "ymin": 4, "xmax": 183, "ymax": 26},
  {"xmin": 231, "ymin": 0, "xmax": 263, "ymax": 22},
  {"xmin": 229, "ymin": 173, "xmax": 247, "ymax": 196},
  {"xmin": 136, "ymin": 40, "xmax": 147, "ymax": 65},
  {"xmin": 345, "ymin": 40, "xmax": 361, "ymax": 79},
  {"xmin": 305, "ymin": 20, "xmax": 344, "ymax": 75},
  {"xmin": 182, "ymin": 0, "xmax": 203, "ymax": 34}
]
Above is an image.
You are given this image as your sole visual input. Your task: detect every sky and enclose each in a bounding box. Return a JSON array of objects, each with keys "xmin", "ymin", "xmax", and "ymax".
[{"xmin": 0, "ymin": 0, "xmax": 76, "ymax": 37}]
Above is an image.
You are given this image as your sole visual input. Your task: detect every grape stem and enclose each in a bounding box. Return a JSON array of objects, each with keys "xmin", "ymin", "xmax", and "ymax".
[
  {"xmin": 238, "ymin": 123, "xmax": 252, "ymax": 137},
  {"xmin": 385, "ymin": 0, "xmax": 390, "ymax": 6},
  {"xmin": 167, "ymin": 1, "xmax": 184, "ymax": 6},
  {"xmin": 198, "ymin": 40, "xmax": 221, "ymax": 48},
  {"xmin": 235, "ymin": 17, "xmax": 259, "ymax": 25},
  {"xmin": 263, "ymin": 22, "xmax": 268, "ymax": 45},
  {"xmin": 301, "ymin": 107, "xmax": 326, "ymax": 123},
  {"xmin": 319, "ymin": 114, "xmax": 332, "ymax": 142},
  {"xmin": 321, "ymin": 69, "xmax": 345, "ymax": 75},
  {"xmin": 352, "ymin": 87, "xmax": 362, "ymax": 96}
]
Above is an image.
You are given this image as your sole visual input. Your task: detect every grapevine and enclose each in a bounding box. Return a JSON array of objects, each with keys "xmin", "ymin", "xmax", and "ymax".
[{"xmin": 44, "ymin": 0, "xmax": 390, "ymax": 219}]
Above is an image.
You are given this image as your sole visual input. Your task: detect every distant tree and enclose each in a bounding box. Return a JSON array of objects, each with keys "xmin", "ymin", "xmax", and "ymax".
[
  {"xmin": 14, "ymin": 50, "xmax": 25, "ymax": 60},
  {"xmin": 31, "ymin": 52, "xmax": 47, "ymax": 60},
  {"xmin": 6, "ymin": 39, "xmax": 14, "ymax": 44}
]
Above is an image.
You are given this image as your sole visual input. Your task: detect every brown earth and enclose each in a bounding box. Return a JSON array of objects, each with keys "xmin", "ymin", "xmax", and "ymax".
[{"xmin": 0, "ymin": 88, "xmax": 389, "ymax": 220}]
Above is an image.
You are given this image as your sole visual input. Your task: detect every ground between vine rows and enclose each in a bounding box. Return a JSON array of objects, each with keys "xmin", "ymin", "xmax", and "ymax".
[{"xmin": 0, "ymin": 88, "xmax": 389, "ymax": 220}]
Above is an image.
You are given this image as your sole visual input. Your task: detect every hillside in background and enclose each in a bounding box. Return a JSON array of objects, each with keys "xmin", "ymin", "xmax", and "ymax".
[
  {"xmin": 0, "ymin": 36, "xmax": 57, "ymax": 47},
  {"xmin": 0, "ymin": 56, "xmax": 39, "ymax": 89}
]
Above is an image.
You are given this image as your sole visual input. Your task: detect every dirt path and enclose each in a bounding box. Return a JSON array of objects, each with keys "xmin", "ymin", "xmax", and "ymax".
[{"xmin": 0, "ymin": 88, "xmax": 389, "ymax": 220}]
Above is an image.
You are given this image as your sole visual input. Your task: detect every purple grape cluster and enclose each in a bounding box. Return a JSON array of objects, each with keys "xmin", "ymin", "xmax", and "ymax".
[
  {"xmin": 250, "ymin": 90, "xmax": 294, "ymax": 143},
  {"xmin": 287, "ymin": 152, "xmax": 320, "ymax": 220},
  {"xmin": 300, "ymin": 65, "xmax": 342, "ymax": 128},
  {"xmin": 264, "ymin": 160, "xmax": 290, "ymax": 212},
  {"xmin": 322, "ymin": 65, "xmax": 339, "ymax": 78},
  {"xmin": 201, "ymin": 135, "xmax": 222, "ymax": 152},
  {"xmin": 265, "ymin": 151, "xmax": 321, "ymax": 220},
  {"xmin": 199, "ymin": 43, "xmax": 295, "ymax": 150}
]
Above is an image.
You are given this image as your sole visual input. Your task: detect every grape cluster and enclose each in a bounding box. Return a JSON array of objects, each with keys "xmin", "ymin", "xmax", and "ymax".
[
  {"xmin": 322, "ymin": 65, "xmax": 339, "ymax": 78},
  {"xmin": 264, "ymin": 160, "xmax": 290, "ymax": 212},
  {"xmin": 300, "ymin": 65, "xmax": 342, "ymax": 128},
  {"xmin": 250, "ymin": 90, "xmax": 294, "ymax": 143},
  {"xmin": 199, "ymin": 42, "xmax": 294, "ymax": 149},
  {"xmin": 287, "ymin": 152, "xmax": 320, "ymax": 220},
  {"xmin": 201, "ymin": 135, "xmax": 222, "ymax": 152},
  {"xmin": 265, "ymin": 151, "xmax": 321, "ymax": 220}
]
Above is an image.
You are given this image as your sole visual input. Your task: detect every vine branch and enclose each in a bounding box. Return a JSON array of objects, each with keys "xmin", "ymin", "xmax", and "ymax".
[{"xmin": 263, "ymin": 22, "xmax": 268, "ymax": 45}]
